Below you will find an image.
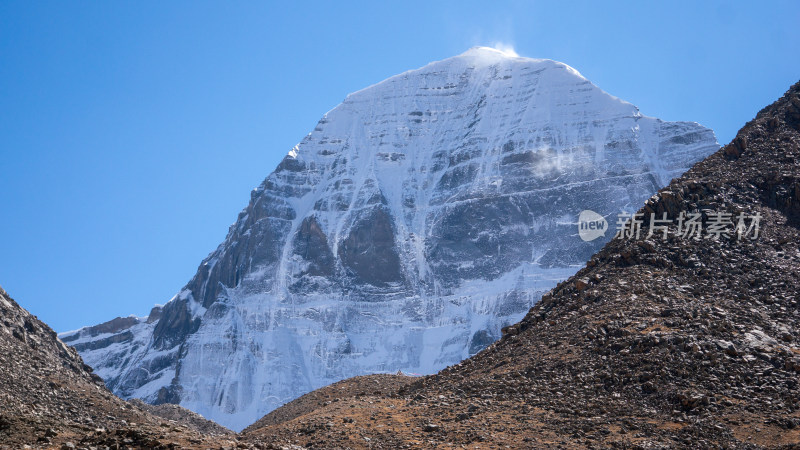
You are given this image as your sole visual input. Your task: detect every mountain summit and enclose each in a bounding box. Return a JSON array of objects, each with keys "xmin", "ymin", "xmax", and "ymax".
[{"xmin": 62, "ymin": 49, "xmax": 718, "ymax": 430}]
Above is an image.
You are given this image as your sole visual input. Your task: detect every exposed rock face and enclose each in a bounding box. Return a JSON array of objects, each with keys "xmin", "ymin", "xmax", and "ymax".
[
  {"xmin": 242, "ymin": 81, "xmax": 800, "ymax": 448},
  {"xmin": 338, "ymin": 206, "xmax": 403, "ymax": 286},
  {"xmin": 292, "ymin": 216, "xmax": 335, "ymax": 279},
  {"xmin": 64, "ymin": 47, "xmax": 718, "ymax": 430}
]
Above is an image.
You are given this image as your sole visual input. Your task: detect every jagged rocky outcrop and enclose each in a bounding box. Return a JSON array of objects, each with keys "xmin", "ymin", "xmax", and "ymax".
[
  {"xmin": 242, "ymin": 82, "xmax": 800, "ymax": 448},
  {"xmin": 63, "ymin": 47, "xmax": 718, "ymax": 430}
]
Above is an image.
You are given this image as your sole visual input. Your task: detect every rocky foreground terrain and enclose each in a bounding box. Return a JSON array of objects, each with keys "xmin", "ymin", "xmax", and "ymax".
[
  {"xmin": 0, "ymin": 286, "xmax": 235, "ymax": 449},
  {"xmin": 1, "ymin": 81, "xmax": 798, "ymax": 449},
  {"xmin": 239, "ymin": 84, "xmax": 800, "ymax": 448}
]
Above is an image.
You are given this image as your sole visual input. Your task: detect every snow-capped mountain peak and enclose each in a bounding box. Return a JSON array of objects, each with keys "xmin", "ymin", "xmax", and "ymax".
[{"xmin": 61, "ymin": 49, "xmax": 718, "ymax": 431}]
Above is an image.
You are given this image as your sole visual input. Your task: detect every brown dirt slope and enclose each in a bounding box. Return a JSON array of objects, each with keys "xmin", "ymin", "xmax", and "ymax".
[
  {"xmin": 242, "ymin": 83, "xmax": 800, "ymax": 449},
  {"xmin": 244, "ymin": 374, "xmax": 416, "ymax": 433}
]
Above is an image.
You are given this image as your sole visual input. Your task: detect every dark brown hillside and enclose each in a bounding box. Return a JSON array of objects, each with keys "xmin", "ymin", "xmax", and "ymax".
[
  {"xmin": 242, "ymin": 83, "xmax": 800, "ymax": 449},
  {"xmin": 0, "ymin": 286, "xmax": 234, "ymax": 449}
]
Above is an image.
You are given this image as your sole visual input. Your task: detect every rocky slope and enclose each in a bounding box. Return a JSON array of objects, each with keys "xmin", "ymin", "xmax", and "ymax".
[
  {"xmin": 241, "ymin": 83, "xmax": 800, "ymax": 448},
  {"xmin": 126, "ymin": 399, "xmax": 232, "ymax": 436},
  {"xmin": 64, "ymin": 47, "xmax": 718, "ymax": 430},
  {"xmin": 0, "ymin": 285, "xmax": 235, "ymax": 449}
]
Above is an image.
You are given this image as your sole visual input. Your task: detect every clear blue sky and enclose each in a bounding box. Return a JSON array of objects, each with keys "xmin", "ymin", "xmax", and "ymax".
[{"xmin": 1, "ymin": 1, "xmax": 798, "ymax": 332}]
